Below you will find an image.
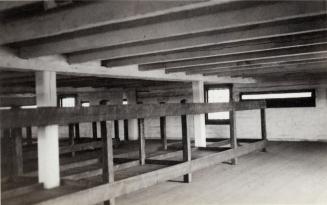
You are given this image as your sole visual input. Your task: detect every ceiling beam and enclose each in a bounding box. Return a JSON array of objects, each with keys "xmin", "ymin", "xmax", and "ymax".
[
  {"xmin": 214, "ymin": 62, "xmax": 327, "ymax": 77},
  {"xmin": 165, "ymin": 51, "xmax": 327, "ymax": 74},
  {"xmin": 0, "ymin": 1, "xmax": 41, "ymax": 12},
  {"xmin": 0, "ymin": 1, "xmax": 201, "ymax": 45},
  {"xmin": 0, "ymin": 48, "xmax": 252, "ymax": 84},
  {"xmin": 199, "ymin": 57, "xmax": 327, "ymax": 76},
  {"xmin": 102, "ymin": 29, "xmax": 327, "ymax": 67},
  {"xmin": 139, "ymin": 42, "xmax": 327, "ymax": 71},
  {"xmin": 78, "ymin": 13, "xmax": 326, "ymax": 64},
  {"xmin": 17, "ymin": 1, "xmax": 326, "ymax": 58}
]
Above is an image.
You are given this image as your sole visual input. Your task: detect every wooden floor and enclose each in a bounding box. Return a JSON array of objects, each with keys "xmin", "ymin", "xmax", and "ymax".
[{"xmin": 117, "ymin": 141, "xmax": 327, "ymax": 205}]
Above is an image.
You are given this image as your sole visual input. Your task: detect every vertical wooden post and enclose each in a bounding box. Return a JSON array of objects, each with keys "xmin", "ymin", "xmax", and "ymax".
[
  {"xmin": 159, "ymin": 102, "xmax": 167, "ymax": 150},
  {"xmin": 114, "ymin": 120, "xmax": 120, "ymax": 143},
  {"xmin": 26, "ymin": 126, "xmax": 33, "ymax": 145},
  {"xmin": 92, "ymin": 122, "xmax": 97, "ymax": 139},
  {"xmin": 8, "ymin": 126, "xmax": 23, "ymax": 177},
  {"xmin": 181, "ymin": 100, "xmax": 192, "ymax": 183},
  {"xmin": 160, "ymin": 116, "xmax": 167, "ymax": 150},
  {"xmin": 101, "ymin": 120, "xmax": 115, "ymax": 205},
  {"xmin": 138, "ymin": 118, "xmax": 146, "ymax": 165},
  {"xmin": 36, "ymin": 71, "xmax": 60, "ymax": 189},
  {"xmin": 2, "ymin": 129, "xmax": 12, "ymax": 177},
  {"xmin": 123, "ymin": 119, "xmax": 129, "ymax": 141},
  {"xmin": 74, "ymin": 123, "xmax": 80, "ymax": 141},
  {"xmin": 260, "ymin": 108, "xmax": 267, "ymax": 152},
  {"xmin": 229, "ymin": 110, "xmax": 238, "ymax": 165},
  {"xmin": 68, "ymin": 124, "xmax": 75, "ymax": 157}
]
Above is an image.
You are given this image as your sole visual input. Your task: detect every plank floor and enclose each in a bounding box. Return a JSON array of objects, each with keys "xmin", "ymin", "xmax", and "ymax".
[{"xmin": 117, "ymin": 141, "xmax": 327, "ymax": 205}]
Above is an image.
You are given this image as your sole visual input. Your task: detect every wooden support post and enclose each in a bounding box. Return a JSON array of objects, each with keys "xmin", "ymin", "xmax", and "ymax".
[
  {"xmin": 160, "ymin": 116, "xmax": 167, "ymax": 150},
  {"xmin": 11, "ymin": 127, "xmax": 23, "ymax": 176},
  {"xmin": 123, "ymin": 119, "xmax": 128, "ymax": 141},
  {"xmin": 192, "ymin": 81, "xmax": 206, "ymax": 147},
  {"xmin": 260, "ymin": 108, "xmax": 267, "ymax": 152},
  {"xmin": 68, "ymin": 124, "xmax": 75, "ymax": 157},
  {"xmin": 181, "ymin": 100, "xmax": 192, "ymax": 183},
  {"xmin": 26, "ymin": 126, "xmax": 33, "ymax": 145},
  {"xmin": 74, "ymin": 123, "xmax": 80, "ymax": 141},
  {"xmin": 229, "ymin": 110, "xmax": 238, "ymax": 165},
  {"xmin": 115, "ymin": 120, "xmax": 121, "ymax": 142},
  {"xmin": 101, "ymin": 120, "xmax": 115, "ymax": 205},
  {"xmin": 92, "ymin": 122, "xmax": 97, "ymax": 139},
  {"xmin": 35, "ymin": 71, "xmax": 60, "ymax": 189},
  {"xmin": 138, "ymin": 118, "xmax": 146, "ymax": 165}
]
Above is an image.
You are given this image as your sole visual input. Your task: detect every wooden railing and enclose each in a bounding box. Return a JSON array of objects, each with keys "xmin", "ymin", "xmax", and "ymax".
[{"xmin": 0, "ymin": 101, "xmax": 266, "ymax": 129}]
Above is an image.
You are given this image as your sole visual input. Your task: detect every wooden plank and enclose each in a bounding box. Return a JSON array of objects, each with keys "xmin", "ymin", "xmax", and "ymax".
[
  {"xmin": 138, "ymin": 118, "xmax": 146, "ymax": 165},
  {"xmin": 0, "ymin": 101, "xmax": 266, "ymax": 129},
  {"xmin": 101, "ymin": 120, "xmax": 115, "ymax": 205},
  {"xmin": 141, "ymin": 41, "xmax": 327, "ymax": 70},
  {"xmin": 0, "ymin": 1, "xmax": 197, "ymax": 45},
  {"xmin": 20, "ymin": 3, "xmax": 326, "ymax": 58},
  {"xmin": 145, "ymin": 159, "xmax": 181, "ymax": 166},
  {"xmin": 0, "ymin": 1, "xmax": 40, "ymax": 12},
  {"xmin": 34, "ymin": 140, "xmax": 267, "ymax": 205},
  {"xmin": 207, "ymin": 139, "xmax": 230, "ymax": 147},
  {"xmin": 181, "ymin": 109, "xmax": 191, "ymax": 182},
  {"xmin": 2, "ymin": 183, "xmax": 43, "ymax": 200},
  {"xmin": 76, "ymin": 13, "xmax": 327, "ymax": 63},
  {"xmin": 102, "ymin": 29, "xmax": 327, "ymax": 67}
]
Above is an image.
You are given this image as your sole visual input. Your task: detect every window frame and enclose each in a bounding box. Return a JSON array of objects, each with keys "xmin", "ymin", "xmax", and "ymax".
[
  {"xmin": 204, "ymin": 84, "xmax": 232, "ymax": 125},
  {"xmin": 239, "ymin": 89, "xmax": 316, "ymax": 108}
]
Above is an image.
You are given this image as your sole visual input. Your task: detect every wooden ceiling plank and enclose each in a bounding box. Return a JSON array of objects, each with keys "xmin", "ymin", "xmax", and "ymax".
[
  {"xmin": 82, "ymin": 13, "xmax": 327, "ymax": 64},
  {"xmin": 102, "ymin": 30, "xmax": 327, "ymax": 67},
  {"xmin": 18, "ymin": 2, "xmax": 326, "ymax": 58}
]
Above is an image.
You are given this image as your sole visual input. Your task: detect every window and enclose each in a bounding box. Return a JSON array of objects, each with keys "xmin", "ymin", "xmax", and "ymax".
[
  {"xmin": 59, "ymin": 96, "xmax": 76, "ymax": 107},
  {"xmin": 81, "ymin": 101, "xmax": 90, "ymax": 107},
  {"xmin": 122, "ymin": 99, "xmax": 128, "ymax": 105},
  {"xmin": 21, "ymin": 105, "xmax": 37, "ymax": 109},
  {"xmin": 205, "ymin": 85, "xmax": 231, "ymax": 124},
  {"xmin": 240, "ymin": 89, "xmax": 315, "ymax": 108}
]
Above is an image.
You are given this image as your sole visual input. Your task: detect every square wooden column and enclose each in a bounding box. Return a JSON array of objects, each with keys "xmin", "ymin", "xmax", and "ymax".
[
  {"xmin": 229, "ymin": 86, "xmax": 238, "ymax": 165},
  {"xmin": 192, "ymin": 81, "xmax": 206, "ymax": 147},
  {"xmin": 181, "ymin": 112, "xmax": 192, "ymax": 183},
  {"xmin": 35, "ymin": 71, "xmax": 60, "ymax": 189},
  {"xmin": 260, "ymin": 108, "xmax": 268, "ymax": 152},
  {"xmin": 101, "ymin": 120, "xmax": 115, "ymax": 205},
  {"xmin": 126, "ymin": 90, "xmax": 138, "ymax": 141}
]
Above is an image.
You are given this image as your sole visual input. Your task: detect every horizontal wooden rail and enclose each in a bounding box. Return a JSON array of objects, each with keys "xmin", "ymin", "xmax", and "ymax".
[
  {"xmin": 34, "ymin": 140, "xmax": 267, "ymax": 205},
  {"xmin": 0, "ymin": 101, "xmax": 265, "ymax": 129}
]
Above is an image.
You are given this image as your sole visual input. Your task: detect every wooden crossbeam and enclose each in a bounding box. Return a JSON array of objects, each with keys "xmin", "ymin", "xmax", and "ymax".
[
  {"xmin": 217, "ymin": 62, "xmax": 327, "ymax": 77},
  {"xmin": 141, "ymin": 41, "xmax": 327, "ymax": 71},
  {"xmin": 0, "ymin": 1, "xmax": 198, "ymax": 45},
  {"xmin": 195, "ymin": 57, "xmax": 327, "ymax": 75},
  {"xmin": 0, "ymin": 102, "xmax": 266, "ymax": 129},
  {"xmin": 76, "ymin": 12, "xmax": 326, "ymax": 64},
  {"xmin": 165, "ymin": 51, "xmax": 327, "ymax": 74},
  {"xmin": 102, "ymin": 29, "xmax": 327, "ymax": 67},
  {"xmin": 32, "ymin": 140, "xmax": 267, "ymax": 205}
]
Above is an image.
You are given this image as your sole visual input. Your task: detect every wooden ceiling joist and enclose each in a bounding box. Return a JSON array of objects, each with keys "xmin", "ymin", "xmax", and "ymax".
[
  {"xmin": 139, "ymin": 42, "xmax": 327, "ymax": 71},
  {"xmin": 89, "ymin": 13, "xmax": 326, "ymax": 65},
  {"xmin": 0, "ymin": 0, "xmax": 202, "ymax": 45},
  {"xmin": 14, "ymin": 2, "xmax": 326, "ymax": 59},
  {"xmin": 102, "ymin": 29, "xmax": 327, "ymax": 67},
  {"xmin": 165, "ymin": 51, "xmax": 327, "ymax": 74},
  {"xmin": 200, "ymin": 57, "xmax": 327, "ymax": 76}
]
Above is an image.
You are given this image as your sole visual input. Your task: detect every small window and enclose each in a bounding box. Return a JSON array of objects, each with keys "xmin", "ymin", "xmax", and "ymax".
[
  {"xmin": 21, "ymin": 105, "xmax": 37, "ymax": 109},
  {"xmin": 205, "ymin": 85, "xmax": 231, "ymax": 124},
  {"xmin": 59, "ymin": 96, "xmax": 76, "ymax": 107},
  {"xmin": 240, "ymin": 89, "xmax": 315, "ymax": 108},
  {"xmin": 81, "ymin": 101, "xmax": 90, "ymax": 107},
  {"xmin": 122, "ymin": 99, "xmax": 128, "ymax": 105}
]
